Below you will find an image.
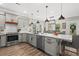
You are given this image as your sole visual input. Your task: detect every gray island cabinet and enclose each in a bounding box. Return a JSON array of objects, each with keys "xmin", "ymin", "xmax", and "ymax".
[
  {"xmin": 36, "ymin": 34, "xmax": 60, "ymax": 56},
  {"xmin": 19, "ymin": 32, "xmax": 72, "ymax": 56}
]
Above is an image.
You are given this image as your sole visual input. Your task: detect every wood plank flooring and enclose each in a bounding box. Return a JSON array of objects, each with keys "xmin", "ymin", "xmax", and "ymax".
[{"xmin": 0, "ymin": 43, "xmax": 48, "ymax": 56}]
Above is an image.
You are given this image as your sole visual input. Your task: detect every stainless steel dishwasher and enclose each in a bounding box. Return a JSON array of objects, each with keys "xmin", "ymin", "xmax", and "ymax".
[{"xmin": 36, "ymin": 35, "xmax": 45, "ymax": 50}]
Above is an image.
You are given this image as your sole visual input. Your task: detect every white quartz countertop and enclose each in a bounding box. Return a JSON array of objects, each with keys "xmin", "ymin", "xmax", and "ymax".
[
  {"xmin": 0, "ymin": 33, "xmax": 6, "ymax": 35},
  {"xmin": 37, "ymin": 33, "xmax": 72, "ymax": 42},
  {"xmin": 19, "ymin": 31, "xmax": 72, "ymax": 42},
  {"xmin": 19, "ymin": 31, "xmax": 33, "ymax": 34}
]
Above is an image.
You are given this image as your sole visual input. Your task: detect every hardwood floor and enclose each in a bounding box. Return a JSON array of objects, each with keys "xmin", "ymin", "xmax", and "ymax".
[{"xmin": 0, "ymin": 43, "xmax": 48, "ymax": 56}]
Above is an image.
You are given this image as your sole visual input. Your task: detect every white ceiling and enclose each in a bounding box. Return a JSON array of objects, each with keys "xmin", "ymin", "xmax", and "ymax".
[{"xmin": 0, "ymin": 3, "xmax": 79, "ymax": 21}]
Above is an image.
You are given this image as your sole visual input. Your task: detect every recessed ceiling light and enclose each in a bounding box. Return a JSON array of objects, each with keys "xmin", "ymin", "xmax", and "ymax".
[{"xmin": 23, "ymin": 11, "xmax": 27, "ymax": 14}]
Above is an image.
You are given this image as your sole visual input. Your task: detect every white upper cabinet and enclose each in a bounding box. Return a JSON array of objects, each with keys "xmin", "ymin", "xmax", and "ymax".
[
  {"xmin": 0, "ymin": 11, "xmax": 5, "ymax": 30},
  {"xmin": 18, "ymin": 16, "xmax": 29, "ymax": 30},
  {"xmin": 5, "ymin": 13, "xmax": 18, "ymax": 23}
]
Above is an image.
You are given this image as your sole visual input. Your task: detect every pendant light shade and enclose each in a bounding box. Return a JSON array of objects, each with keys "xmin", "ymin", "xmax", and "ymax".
[
  {"xmin": 31, "ymin": 13, "xmax": 33, "ymax": 24},
  {"xmin": 59, "ymin": 3, "xmax": 65, "ymax": 20},
  {"xmin": 31, "ymin": 22, "xmax": 33, "ymax": 24},
  {"xmin": 59, "ymin": 14, "xmax": 65, "ymax": 20},
  {"xmin": 37, "ymin": 20, "xmax": 40, "ymax": 23},
  {"xmin": 45, "ymin": 18, "xmax": 49, "ymax": 22}
]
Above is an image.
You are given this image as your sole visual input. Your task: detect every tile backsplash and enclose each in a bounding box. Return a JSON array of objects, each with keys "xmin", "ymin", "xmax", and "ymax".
[{"xmin": 5, "ymin": 24, "xmax": 17, "ymax": 33}]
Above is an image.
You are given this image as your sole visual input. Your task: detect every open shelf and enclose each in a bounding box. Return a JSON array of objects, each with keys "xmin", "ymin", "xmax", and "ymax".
[{"xmin": 5, "ymin": 22, "xmax": 18, "ymax": 25}]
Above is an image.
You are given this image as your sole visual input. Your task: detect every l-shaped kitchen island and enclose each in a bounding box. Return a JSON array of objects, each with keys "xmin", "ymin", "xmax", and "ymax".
[{"xmin": 19, "ymin": 31, "xmax": 72, "ymax": 56}]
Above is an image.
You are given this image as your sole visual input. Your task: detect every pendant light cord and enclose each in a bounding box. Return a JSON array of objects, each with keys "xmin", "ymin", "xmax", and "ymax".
[
  {"xmin": 61, "ymin": 3, "xmax": 62, "ymax": 14},
  {"xmin": 46, "ymin": 5, "xmax": 47, "ymax": 19},
  {"xmin": 31, "ymin": 13, "xmax": 33, "ymax": 20}
]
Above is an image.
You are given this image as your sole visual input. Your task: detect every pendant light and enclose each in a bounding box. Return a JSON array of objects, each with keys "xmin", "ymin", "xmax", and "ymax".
[
  {"xmin": 36, "ymin": 10, "xmax": 40, "ymax": 23},
  {"xmin": 31, "ymin": 13, "xmax": 33, "ymax": 21},
  {"xmin": 37, "ymin": 20, "xmax": 40, "ymax": 23},
  {"xmin": 59, "ymin": 3, "xmax": 65, "ymax": 20},
  {"xmin": 45, "ymin": 5, "xmax": 49, "ymax": 22},
  {"xmin": 30, "ymin": 13, "xmax": 33, "ymax": 25}
]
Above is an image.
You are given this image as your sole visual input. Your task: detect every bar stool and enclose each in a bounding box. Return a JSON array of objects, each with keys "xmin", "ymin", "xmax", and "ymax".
[{"xmin": 61, "ymin": 35, "xmax": 79, "ymax": 56}]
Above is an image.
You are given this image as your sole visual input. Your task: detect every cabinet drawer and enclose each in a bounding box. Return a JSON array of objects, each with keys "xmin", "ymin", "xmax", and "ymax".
[
  {"xmin": 45, "ymin": 37, "xmax": 57, "ymax": 44},
  {"xmin": 45, "ymin": 44, "xmax": 58, "ymax": 55},
  {"xmin": 45, "ymin": 37, "xmax": 58, "ymax": 55}
]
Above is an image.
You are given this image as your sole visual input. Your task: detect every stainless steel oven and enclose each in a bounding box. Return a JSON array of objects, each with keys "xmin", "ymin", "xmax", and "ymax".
[{"xmin": 6, "ymin": 33, "xmax": 18, "ymax": 46}]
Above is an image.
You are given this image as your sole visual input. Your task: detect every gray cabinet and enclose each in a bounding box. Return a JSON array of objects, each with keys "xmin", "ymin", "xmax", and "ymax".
[
  {"xmin": 22, "ymin": 34, "xmax": 27, "ymax": 42},
  {"xmin": 45, "ymin": 37, "xmax": 59, "ymax": 56},
  {"xmin": 28, "ymin": 34, "xmax": 32, "ymax": 44},
  {"xmin": 19, "ymin": 33, "xmax": 27, "ymax": 42},
  {"xmin": 19, "ymin": 33, "xmax": 22, "ymax": 42},
  {"xmin": 27, "ymin": 34, "xmax": 36, "ymax": 47},
  {"xmin": 0, "ymin": 35, "xmax": 6, "ymax": 47},
  {"xmin": 31, "ymin": 35, "xmax": 37, "ymax": 47}
]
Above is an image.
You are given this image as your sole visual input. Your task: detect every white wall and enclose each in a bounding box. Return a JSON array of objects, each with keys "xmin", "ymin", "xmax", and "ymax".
[
  {"xmin": 1, "ymin": 3, "xmax": 79, "ymax": 21},
  {"xmin": 63, "ymin": 3, "xmax": 79, "ymax": 18},
  {"xmin": 0, "ymin": 11, "xmax": 5, "ymax": 30},
  {"xmin": 65, "ymin": 16, "xmax": 79, "ymax": 35},
  {"xmin": 1, "ymin": 3, "xmax": 79, "ymax": 33}
]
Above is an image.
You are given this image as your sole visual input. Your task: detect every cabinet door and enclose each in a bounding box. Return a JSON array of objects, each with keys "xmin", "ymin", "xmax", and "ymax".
[
  {"xmin": 19, "ymin": 33, "xmax": 27, "ymax": 42},
  {"xmin": 28, "ymin": 34, "xmax": 32, "ymax": 44},
  {"xmin": 18, "ymin": 34, "xmax": 23, "ymax": 42},
  {"xmin": 0, "ymin": 35, "xmax": 6, "ymax": 47},
  {"xmin": 42, "ymin": 36, "xmax": 45, "ymax": 50},
  {"xmin": 22, "ymin": 34, "xmax": 27, "ymax": 42},
  {"xmin": 31, "ymin": 35, "xmax": 36, "ymax": 47},
  {"xmin": 45, "ymin": 37, "xmax": 58, "ymax": 56},
  {"xmin": 26, "ymin": 34, "xmax": 29, "ymax": 42}
]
